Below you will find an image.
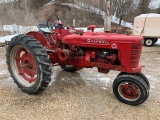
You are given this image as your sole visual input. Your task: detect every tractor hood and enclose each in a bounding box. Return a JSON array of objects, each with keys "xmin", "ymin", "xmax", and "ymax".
[{"xmin": 62, "ymin": 32, "xmax": 143, "ymax": 48}]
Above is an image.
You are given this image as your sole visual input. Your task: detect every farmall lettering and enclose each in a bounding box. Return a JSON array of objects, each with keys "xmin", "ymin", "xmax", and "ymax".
[{"xmin": 87, "ymin": 39, "xmax": 110, "ymax": 45}]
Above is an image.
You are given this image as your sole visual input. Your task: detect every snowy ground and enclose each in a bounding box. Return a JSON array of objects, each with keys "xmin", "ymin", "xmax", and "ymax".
[{"xmin": 0, "ymin": 34, "xmax": 17, "ymax": 42}]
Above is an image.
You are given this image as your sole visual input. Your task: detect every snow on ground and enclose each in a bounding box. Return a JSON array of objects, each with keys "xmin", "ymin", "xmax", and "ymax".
[
  {"xmin": 0, "ymin": 77, "xmax": 17, "ymax": 88},
  {"xmin": 45, "ymin": 0, "xmax": 55, "ymax": 7},
  {"xmin": 62, "ymin": 3, "xmax": 82, "ymax": 9},
  {"xmin": 49, "ymin": 66, "xmax": 111, "ymax": 89},
  {"xmin": 3, "ymin": 24, "xmax": 38, "ymax": 34},
  {"xmin": 0, "ymin": 59, "xmax": 17, "ymax": 88},
  {"xmin": 112, "ymin": 15, "xmax": 133, "ymax": 28},
  {"xmin": 0, "ymin": 34, "xmax": 17, "ymax": 42},
  {"xmin": 0, "ymin": 24, "xmax": 38, "ymax": 42},
  {"xmin": 0, "ymin": 70, "xmax": 9, "ymax": 75},
  {"xmin": 79, "ymin": 68, "xmax": 111, "ymax": 89},
  {"xmin": 0, "ymin": 61, "xmax": 6, "ymax": 65},
  {"xmin": 50, "ymin": 66, "xmax": 62, "ymax": 86}
]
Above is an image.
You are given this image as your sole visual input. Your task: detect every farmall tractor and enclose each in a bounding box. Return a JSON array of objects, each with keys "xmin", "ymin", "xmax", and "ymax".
[{"xmin": 6, "ymin": 17, "xmax": 150, "ymax": 106}]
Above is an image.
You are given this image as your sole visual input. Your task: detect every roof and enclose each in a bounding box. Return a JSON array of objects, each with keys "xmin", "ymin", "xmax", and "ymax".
[{"xmin": 136, "ymin": 13, "xmax": 160, "ymax": 18}]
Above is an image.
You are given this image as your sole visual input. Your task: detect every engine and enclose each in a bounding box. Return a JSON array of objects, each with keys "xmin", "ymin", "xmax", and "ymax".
[{"xmin": 58, "ymin": 46, "xmax": 118, "ymax": 66}]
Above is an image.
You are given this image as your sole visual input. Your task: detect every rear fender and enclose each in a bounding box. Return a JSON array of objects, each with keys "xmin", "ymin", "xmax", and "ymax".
[{"xmin": 27, "ymin": 31, "xmax": 51, "ymax": 49}]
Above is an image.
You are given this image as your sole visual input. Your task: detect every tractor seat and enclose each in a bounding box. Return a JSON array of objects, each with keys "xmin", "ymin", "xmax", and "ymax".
[{"xmin": 37, "ymin": 22, "xmax": 54, "ymax": 33}]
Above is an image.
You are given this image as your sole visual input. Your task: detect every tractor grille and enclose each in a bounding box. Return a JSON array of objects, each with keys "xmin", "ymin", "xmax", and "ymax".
[{"xmin": 130, "ymin": 44, "xmax": 142, "ymax": 68}]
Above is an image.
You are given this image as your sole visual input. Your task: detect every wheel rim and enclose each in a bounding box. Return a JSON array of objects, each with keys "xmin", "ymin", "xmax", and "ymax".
[
  {"xmin": 118, "ymin": 82, "xmax": 141, "ymax": 101},
  {"xmin": 10, "ymin": 45, "xmax": 37, "ymax": 87},
  {"xmin": 146, "ymin": 39, "xmax": 153, "ymax": 46}
]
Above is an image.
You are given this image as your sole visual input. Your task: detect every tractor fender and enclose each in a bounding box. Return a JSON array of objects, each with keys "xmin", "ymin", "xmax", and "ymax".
[{"xmin": 27, "ymin": 31, "xmax": 51, "ymax": 49}]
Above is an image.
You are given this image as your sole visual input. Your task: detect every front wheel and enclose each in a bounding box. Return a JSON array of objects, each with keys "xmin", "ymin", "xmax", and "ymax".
[
  {"xmin": 6, "ymin": 34, "xmax": 52, "ymax": 94},
  {"xmin": 113, "ymin": 74, "xmax": 149, "ymax": 106},
  {"xmin": 136, "ymin": 72, "xmax": 150, "ymax": 90},
  {"xmin": 117, "ymin": 72, "xmax": 150, "ymax": 89}
]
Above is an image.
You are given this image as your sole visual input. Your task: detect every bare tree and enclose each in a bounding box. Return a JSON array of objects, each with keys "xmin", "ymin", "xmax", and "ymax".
[
  {"xmin": 0, "ymin": 0, "xmax": 37, "ymax": 34},
  {"xmin": 111, "ymin": 0, "xmax": 134, "ymax": 25},
  {"xmin": 137, "ymin": 0, "xmax": 151, "ymax": 14},
  {"xmin": 28, "ymin": 0, "xmax": 51, "ymax": 9}
]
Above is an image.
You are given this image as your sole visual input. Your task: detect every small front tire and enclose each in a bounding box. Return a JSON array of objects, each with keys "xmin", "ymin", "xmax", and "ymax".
[
  {"xmin": 136, "ymin": 72, "xmax": 150, "ymax": 90},
  {"xmin": 117, "ymin": 72, "xmax": 150, "ymax": 89},
  {"xmin": 113, "ymin": 74, "xmax": 149, "ymax": 106}
]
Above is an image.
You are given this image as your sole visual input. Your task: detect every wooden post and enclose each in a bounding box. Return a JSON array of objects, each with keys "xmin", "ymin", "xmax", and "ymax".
[
  {"xmin": 73, "ymin": 19, "xmax": 76, "ymax": 27},
  {"xmin": 104, "ymin": 1, "xmax": 111, "ymax": 32},
  {"xmin": 0, "ymin": 21, "xmax": 2, "ymax": 31},
  {"xmin": 0, "ymin": 21, "xmax": 5, "ymax": 36}
]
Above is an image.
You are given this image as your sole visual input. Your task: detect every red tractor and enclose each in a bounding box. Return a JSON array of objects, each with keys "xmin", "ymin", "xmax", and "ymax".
[{"xmin": 6, "ymin": 18, "xmax": 149, "ymax": 106}]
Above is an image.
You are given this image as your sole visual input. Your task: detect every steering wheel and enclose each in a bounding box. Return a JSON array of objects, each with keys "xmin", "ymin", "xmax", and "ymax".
[
  {"xmin": 47, "ymin": 14, "xmax": 60, "ymax": 31},
  {"xmin": 47, "ymin": 21, "xmax": 55, "ymax": 31}
]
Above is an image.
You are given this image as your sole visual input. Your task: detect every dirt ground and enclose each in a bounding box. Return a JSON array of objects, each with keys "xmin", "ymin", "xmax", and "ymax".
[{"xmin": 0, "ymin": 45, "xmax": 160, "ymax": 120}]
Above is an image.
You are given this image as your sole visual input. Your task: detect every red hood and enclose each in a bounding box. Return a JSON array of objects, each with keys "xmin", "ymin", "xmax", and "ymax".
[{"xmin": 62, "ymin": 32, "xmax": 143, "ymax": 48}]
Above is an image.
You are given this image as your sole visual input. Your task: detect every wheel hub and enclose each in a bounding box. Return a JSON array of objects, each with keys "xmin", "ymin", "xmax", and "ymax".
[
  {"xmin": 119, "ymin": 82, "xmax": 140, "ymax": 100},
  {"xmin": 15, "ymin": 48, "xmax": 37, "ymax": 83}
]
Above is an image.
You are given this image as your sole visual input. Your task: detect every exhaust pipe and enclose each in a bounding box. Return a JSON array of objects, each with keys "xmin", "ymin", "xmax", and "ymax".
[{"xmin": 58, "ymin": 50, "xmax": 70, "ymax": 61}]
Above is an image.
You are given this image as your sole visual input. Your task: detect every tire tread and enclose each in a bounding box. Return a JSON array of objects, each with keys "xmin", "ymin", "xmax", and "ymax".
[{"xmin": 6, "ymin": 34, "xmax": 52, "ymax": 94}]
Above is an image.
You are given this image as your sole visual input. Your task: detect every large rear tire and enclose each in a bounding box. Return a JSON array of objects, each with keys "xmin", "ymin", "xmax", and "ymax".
[
  {"xmin": 6, "ymin": 34, "xmax": 52, "ymax": 94},
  {"xmin": 113, "ymin": 74, "xmax": 149, "ymax": 106}
]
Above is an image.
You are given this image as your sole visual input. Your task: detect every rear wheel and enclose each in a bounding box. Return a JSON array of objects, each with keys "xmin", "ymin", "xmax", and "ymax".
[
  {"xmin": 113, "ymin": 74, "xmax": 149, "ymax": 106},
  {"xmin": 144, "ymin": 38, "xmax": 155, "ymax": 47},
  {"xmin": 6, "ymin": 34, "xmax": 52, "ymax": 94}
]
